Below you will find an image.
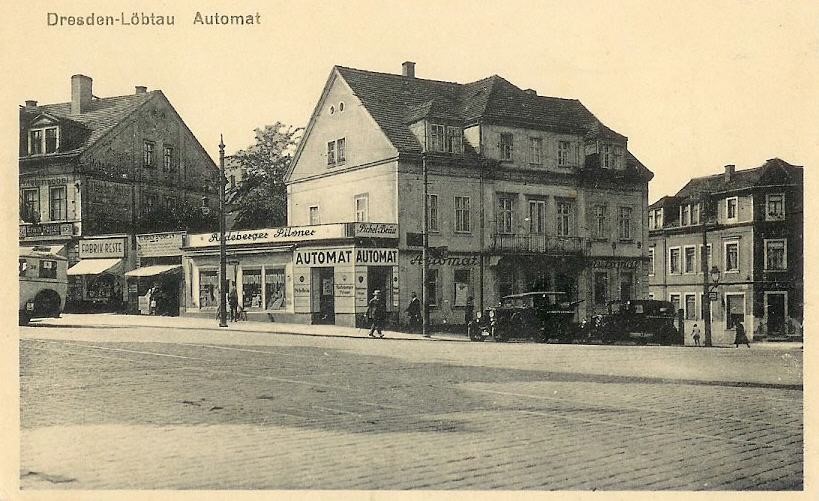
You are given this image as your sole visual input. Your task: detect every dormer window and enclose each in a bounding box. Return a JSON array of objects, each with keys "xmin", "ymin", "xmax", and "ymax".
[
  {"xmin": 28, "ymin": 126, "xmax": 59, "ymax": 155},
  {"xmin": 429, "ymin": 124, "xmax": 462, "ymax": 154},
  {"xmin": 499, "ymin": 133, "xmax": 513, "ymax": 161}
]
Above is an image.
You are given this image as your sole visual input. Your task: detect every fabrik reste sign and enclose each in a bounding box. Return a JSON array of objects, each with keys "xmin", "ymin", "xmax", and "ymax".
[
  {"xmin": 79, "ymin": 237, "xmax": 126, "ymax": 259},
  {"xmin": 186, "ymin": 224, "xmax": 347, "ymax": 248}
]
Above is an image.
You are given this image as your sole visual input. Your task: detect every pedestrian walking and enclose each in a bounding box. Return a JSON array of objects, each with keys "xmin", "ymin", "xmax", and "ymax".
[
  {"xmin": 464, "ymin": 296, "xmax": 475, "ymax": 325},
  {"xmin": 406, "ymin": 292, "xmax": 421, "ymax": 332},
  {"xmin": 148, "ymin": 283, "xmax": 159, "ymax": 315},
  {"xmin": 367, "ymin": 290, "xmax": 386, "ymax": 338},
  {"xmin": 691, "ymin": 323, "xmax": 701, "ymax": 346},
  {"xmin": 734, "ymin": 319, "xmax": 750, "ymax": 348},
  {"xmin": 228, "ymin": 285, "xmax": 239, "ymax": 322}
]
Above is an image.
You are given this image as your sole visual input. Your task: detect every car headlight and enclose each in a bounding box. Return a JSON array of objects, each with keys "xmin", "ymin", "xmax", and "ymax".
[
  {"xmin": 489, "ymin": 310, "xmax": 495, "ymax": 319},
  {"xmin": 476, "ymin": 311, "xmax": 482, "ymax": 319}
]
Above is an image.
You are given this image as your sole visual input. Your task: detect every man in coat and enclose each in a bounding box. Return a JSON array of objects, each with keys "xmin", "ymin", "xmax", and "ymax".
[
  {"xmin": 367, "ymin": 290, "xmax": 386, "ymax": 338},
  {"xmin": 406, "ymin": 292, "xmax": 421, "ymax": 332}
]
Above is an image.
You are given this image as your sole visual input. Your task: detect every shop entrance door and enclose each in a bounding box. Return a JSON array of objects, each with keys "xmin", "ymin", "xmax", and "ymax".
[
  {"xmin": 367, "ymin": 266, "xmax": 392, "ymax": 311},
  {"xmin": 766, "ymin": 293, "xmax": 786, "ymax": 336},
  {"xmin": 313, "ymin": 267, "xmax": 335, "ymax": 324}
]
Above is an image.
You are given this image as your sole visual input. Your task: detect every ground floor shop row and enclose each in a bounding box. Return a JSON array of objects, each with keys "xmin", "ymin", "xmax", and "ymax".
[
  {"xmin": 181, "ymin": 244, "xmax": 649, "ymax": 327},
  {"xmin": 648, "ymin": 283, "xmax": 803, "ymax": 344}
]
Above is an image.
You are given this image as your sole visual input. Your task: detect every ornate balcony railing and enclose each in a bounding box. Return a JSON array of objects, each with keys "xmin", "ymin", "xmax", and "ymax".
[{"xmin": 490, "ymin": 233, "xmax": 587, "ymax": 255}]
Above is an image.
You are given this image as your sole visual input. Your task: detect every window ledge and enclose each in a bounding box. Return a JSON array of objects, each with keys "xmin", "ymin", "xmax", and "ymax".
[{"xmin": 763, "ymin": 268, "xmax": 788, "ymax": 272}]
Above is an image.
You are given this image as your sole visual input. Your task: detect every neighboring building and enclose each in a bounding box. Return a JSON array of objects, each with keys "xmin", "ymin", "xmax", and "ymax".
[
  {"xmin": 19, "ymin": 75, "xmax": 218, "ymax": 311},
  {"xmin": 284, "ymin": 62, "xmax": 654, "ymax": 326},
  {"xmin": 648, "ymin": 159, "xmax": 803, "ymax": 344}
]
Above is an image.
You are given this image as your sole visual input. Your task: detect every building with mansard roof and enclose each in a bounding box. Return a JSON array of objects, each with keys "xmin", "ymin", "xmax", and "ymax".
[
  {"xmin": 648, "ymin": 159, "xmax": 803, "ymax": 344},
  {"xmin": 282, "ymin": 62, "xmax": 654, "ymax": 327}
]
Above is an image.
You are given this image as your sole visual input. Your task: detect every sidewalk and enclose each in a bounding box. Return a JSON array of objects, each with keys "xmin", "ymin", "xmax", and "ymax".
[{"xmin": 31, "ymin": 313, "xmax": 470, "ymax": 343}]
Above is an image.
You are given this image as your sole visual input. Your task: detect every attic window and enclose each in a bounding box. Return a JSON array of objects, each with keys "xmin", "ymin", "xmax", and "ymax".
[
  {"xmin": 28, "ymin": 126, "xmax": 59, "ymax": 155},
  {"xmin": 338, "ymin": 102, "xmax": 345, "ymax": 112},
  {"xmin": 329, "ymin": 105, "xmax": 335, "ymax": 115}
]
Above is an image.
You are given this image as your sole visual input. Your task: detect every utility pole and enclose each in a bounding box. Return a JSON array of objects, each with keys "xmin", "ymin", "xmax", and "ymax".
[
  {"xmin": 701, "ymin": 195, "xmax": 712, "ymax": 346},
  {"xmin": 218, "ymin": 135, "xmax": 228, "ymax": 328},
  {"xmin": 421, "ymin": 152, "xmax": 430, "ymax": 337}
]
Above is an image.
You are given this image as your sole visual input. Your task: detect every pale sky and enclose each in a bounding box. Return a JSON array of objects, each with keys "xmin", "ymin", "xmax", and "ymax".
[{"xmin": 5, "ymin": 0, "xmax": 818, "ymax": 203}]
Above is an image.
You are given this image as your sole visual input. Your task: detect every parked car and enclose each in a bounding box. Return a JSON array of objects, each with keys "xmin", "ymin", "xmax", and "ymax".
[
  {"xmin": 19, "ymin": 246, "xmax": 68, "ymax": 325},
  {"xmin": 594, "ymin": 299, "xmax": 681, "ymax": 345},
  {"xmin": 469, "ymin": 291, "xmax": 582, "ymax": 343}
]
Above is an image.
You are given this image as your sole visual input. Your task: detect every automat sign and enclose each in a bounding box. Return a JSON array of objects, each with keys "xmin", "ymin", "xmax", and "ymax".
[{"xmin": 294, "ymin": 248, "xmax": 398, "ymax": 266}]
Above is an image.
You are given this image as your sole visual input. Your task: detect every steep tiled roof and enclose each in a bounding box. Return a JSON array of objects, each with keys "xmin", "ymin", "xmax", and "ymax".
[
  {"xmin": 23, "ymin": 92, "xmax": 156, "ymax": 155},
  {"xmin": 335, "ymin": 66, "xmax": 628, "ymax": 153},
  {"xmin": 674, "ymin": 158, "xmax": 801, "ymax": 200}
]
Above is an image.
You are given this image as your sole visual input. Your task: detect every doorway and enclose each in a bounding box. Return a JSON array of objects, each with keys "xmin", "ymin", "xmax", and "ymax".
[
  {"xmin": 367, "ymin": 266, "xmax": 392, "ymax": 311},
  {"xmin": 312, "ymin": 267, "xmax": 335, "ymax": 324},
  {"xmin": 766, "ymin": 292, "xmax": 786, "ymax": 336}
]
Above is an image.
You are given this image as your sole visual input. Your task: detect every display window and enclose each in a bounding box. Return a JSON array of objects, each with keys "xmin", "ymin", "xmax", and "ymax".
[
  {"xmin": 242, "ymin": 268, "xmax": 263, "ymax": 309},
  {"xmin": 265, "ymin": 268, "xmax": 286, "ymax": 310},
  {"xmin": 199, "ymin": 270, "xmax": 218, "ymax": 308}
]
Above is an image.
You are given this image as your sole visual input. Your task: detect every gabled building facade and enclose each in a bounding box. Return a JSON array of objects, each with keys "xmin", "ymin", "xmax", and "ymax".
[
  {"xmin": 648, "ymin": 159, "xmax": 803, "ymax": 344},
  {"xmin": 285, "ymin": 62, "xmax": 653, "ymax": 327},
  {"xmin": 19, "ymin": 74, "xmax": 218, "ymax": 310}
]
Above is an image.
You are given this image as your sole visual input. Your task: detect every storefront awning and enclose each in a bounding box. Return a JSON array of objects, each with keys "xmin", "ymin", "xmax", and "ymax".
[
  {"xmin": 19, "ymin": 244, "xmax": 66, "ymax": 256},
  {"xmin": 67, "ymin": 258, "xmax": 123, "ymax": 276},
  {"xmin": 124, "ymin": 264, "xmax": 182, "ymax": 277}
]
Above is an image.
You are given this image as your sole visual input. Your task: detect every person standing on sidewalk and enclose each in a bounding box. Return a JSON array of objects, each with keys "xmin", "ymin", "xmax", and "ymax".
[
  {"xmin": 734, "ymin": 319, "xmax": 750, "ymax": 348},
  {"xmin": 406, "ymin": 292, "xmax": 421, "ymax": 332},
  {"xmin": 691, "ymin": 323, "xmax": 701, "ymax": 346},
  {"xmin": 228, "ymin": 285, "xmax": 239, "ymax": 322},
  {"xmin": 367, "ymin": 290, "xmax": 386, "ymax": 338}
]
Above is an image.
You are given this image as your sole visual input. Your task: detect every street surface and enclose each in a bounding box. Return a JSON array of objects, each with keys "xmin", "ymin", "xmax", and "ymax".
[{"xmin": 20, "ymin": 314, "xmax": 803, "ymax": 490}]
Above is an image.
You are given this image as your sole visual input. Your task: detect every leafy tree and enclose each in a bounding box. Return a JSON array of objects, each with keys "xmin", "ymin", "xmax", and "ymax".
[{"xmin": 230, "ymin": 122, "xmax": 302, "ymax": 230}]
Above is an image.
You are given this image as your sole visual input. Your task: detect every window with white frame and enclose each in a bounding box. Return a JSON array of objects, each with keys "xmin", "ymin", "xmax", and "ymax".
[
  {"xmin": 592, "ymin": 204, "xmax": 607, "ymax": 238},
  {"xmin": 336, "ymin": 137, "xmax": 346, "ymax": 163},
  {"xmin": 684, "ymin": 246, "xmax": 696, "ymax": 273},
  {"xmin": 648, "ymin": 210, "xmax": 655, "ymax": 230},
  {"xmin": 669, "ymin": 247, "xmax": 681, "ymax": 274},
  {"xmin": 326, "ymin": 140, "xmax": 336, "ymax": 165},
  {"xmin": 497, "ymin": 196, "xmax": 514, "ymax": 234},
  {"xmin": 430, "ymin": 124, "xmax": 445, "ymax": 152},
  {"xmin": 558, "ymin": 141, "xmax": 571, "ymax": 167},
  {"xmin": 309, "ymin": 205, "xmax": 320, "ymax": 225},
  {"xmin": 28, "ymin": 126, "xmax": 59, "ymax": 155},
  {"xmin": 725, "ymin": 241, "xmax": 739, "ymax": 272},
  {"xmin": 681, "ymin": 205, "xmax": 690, "ymax": 226},
  {"xmin": 685, "ymin": 294, "xmax": 697, "ymax": 320},
  {"xmin": 766, "ymin": 193, "xmax": 785, "ymax": 220},
  {"xmin": 556, "ymin": 200, "xmax": 573, "ymax": 236},
  {"xmin": 445, "ymin": 126, "xmax": 462, "ymax": 154},
  {"xmin": 22, "ymin": 188, "xmax": 39, "ymax": 221},
  {"xmin": 692, "ymin": 203, "xmax": 701, "ymax": 225},
  {"xmin": 49, "ymin": 186, "xmax": 66, "ymax": 221},
  {"xmin": 669, "ymin": 293, "xmax": 681, "ymax": 314},
  {"xmin": 726, "ymin": 197, "xmax": 738, "ymax": 221},
  {"xmin": 764, "ymin": 239, "xmax": 787, "ymax": 270},
  {"xmin": 499, "ymin": 133, "xmax": 513, "ymax": 161},
  {"xmin": 427, "ymin": 194, "xmax": 439, "ymax": 232},
  {"xmin": 648, "ymin": 248, "xmax": 655, "ymax": 276},
  {"xmin": 529, "ymin": 137, "xmax": 542, "ymax": 165},
  {"xmin": 354, "ymin": 194, "xmax": 369, "ymax": 222},
  {"xmin": 618, "ymin": 207, "xmax": 632, "ymax": 240},
  {"xmin": 455, "ymin": 196, "xmax": 470, "ymax": 232},
  {"xmin": 655, "ymin": 208, "xmax": 663, "ymax": 228},
  {"xmin": 529, "ymin": 200, "xmax": 547, "ymax": 234},
  {"xmin": 725, "ymin": 293, "xmax": 744, "ymax": 329}
]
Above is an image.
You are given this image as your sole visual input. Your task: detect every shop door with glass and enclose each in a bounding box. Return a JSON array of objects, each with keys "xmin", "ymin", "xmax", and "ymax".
[
  {"xmin": 766, "ymin": 293, "xmax": 786, "ymax": 336},
  {"xmin": 313, "ymin": 267, "xmax": 335, "ymax": 324}
]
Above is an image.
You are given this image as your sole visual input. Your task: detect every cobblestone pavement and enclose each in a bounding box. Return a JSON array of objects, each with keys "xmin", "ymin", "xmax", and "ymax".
[{"xmin": 19, "ymin": 317, "xmax": 803, "ymax": 490}]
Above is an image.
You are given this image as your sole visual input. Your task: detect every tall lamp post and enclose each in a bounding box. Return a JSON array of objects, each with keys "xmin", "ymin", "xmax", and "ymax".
[
  {"xmin": 218, "ymin": 135, "xmax": 228, "ymax": 328},
  {"xmin": 702, "ymin": 264, "xmax": 720, "ymax": 347}
]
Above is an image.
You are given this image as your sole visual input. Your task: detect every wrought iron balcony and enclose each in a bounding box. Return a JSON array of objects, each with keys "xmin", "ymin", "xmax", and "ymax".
[{"xmin": 490, "ymin": 233, "xmax": 587, "ymax": 255}]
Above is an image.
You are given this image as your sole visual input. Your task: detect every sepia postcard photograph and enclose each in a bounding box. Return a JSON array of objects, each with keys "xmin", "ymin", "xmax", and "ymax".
[{"xmin": 2, "ymin": 0, "xmax": 816, "ymax": 500}]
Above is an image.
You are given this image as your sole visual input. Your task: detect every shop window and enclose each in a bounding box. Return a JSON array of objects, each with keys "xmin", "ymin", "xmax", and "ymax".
[
  {"xmin": 454, "ymin": 269, "xmax": 470, "ymax": 307},
  {"xmin": 426, "ymin": 269, "xmax": 439, "ymax": 306},
  {"xmin": 242, "ymin": 269, "xmax": 262, "ymax": 309},
  {"xmin": 726, "ymin": 294, "xmax": 744, "ymax": 328},
  {"xmin": 594, "ymin": 272, "xmax": 608, "ymax": 306},
  {"xmin": 265, "ymin": 268, "xmax": 286, "ymax": 310},
  {"xmin": 199, "ymin": 270, "xmax": 218, "ymax": 308},
  {"xmin": 39, "ymin": 260, "xmax": 57, "ymax": 279}
]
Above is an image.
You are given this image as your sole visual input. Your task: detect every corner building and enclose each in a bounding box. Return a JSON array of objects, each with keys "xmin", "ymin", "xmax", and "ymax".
[{"xmin": 285, "ymin": 62, "xmax": 654, "ymax": 326}]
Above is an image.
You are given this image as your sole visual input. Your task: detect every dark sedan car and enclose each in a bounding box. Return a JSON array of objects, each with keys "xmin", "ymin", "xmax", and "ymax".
[
  {"xmin": 469, "ymin": 291, "xmax": 582, "ymax": 343},
  {"xmin": 594, "ymin": 299, "xmax": 682, "ymax": 345}
]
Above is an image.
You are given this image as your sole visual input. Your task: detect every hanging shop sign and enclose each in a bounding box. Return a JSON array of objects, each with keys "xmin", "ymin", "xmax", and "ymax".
[
  {"xmin": 590, "ymin": 259, "xmax": 641, "ymax": 270},
  {"xmin": 137, "ymin": 232, "xmax": 184, "ymax": 257},
  {"xmin": 79, "ymin": 237, "xmax": 127, "ymax": 259},
  {"xmin": 294, "ymin": 248, "xmax": 398, "ymax": 266},
  {"xmin": 186, "ymin": 224, "xmax": 347, "ymax": 248}
]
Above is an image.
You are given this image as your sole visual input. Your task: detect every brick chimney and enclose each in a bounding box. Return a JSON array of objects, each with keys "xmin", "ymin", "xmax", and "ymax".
[
  {"xmin": 402, "ymin": 61, "xmax": 415, "ymax": 78},
  {"xmin": 24, "ymin": 100, "xmax": 38, "ymax": 112},
  {"xmin": 135, "ymin": 85, "xmax": 147, "ymax": 94},
  {"xmin": 724, "ymin": 164, "xmax": 735, "ymax": 182},
  {"xmin": 71, "ymin": 74, "xmax": 93, "ymax": 114}
]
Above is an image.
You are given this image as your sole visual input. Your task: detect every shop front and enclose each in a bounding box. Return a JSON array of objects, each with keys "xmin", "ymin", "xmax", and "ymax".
[
  {"xmin": 586, "ymin": 256, "xmax": 649, "ymax": 317},
  {"xmin": 65, "ymin": 235, "xmax": 132, "ymax": 312},
  {"xmin": 124, "ymin": 231, "xmax": 186, "ymax": 315}
]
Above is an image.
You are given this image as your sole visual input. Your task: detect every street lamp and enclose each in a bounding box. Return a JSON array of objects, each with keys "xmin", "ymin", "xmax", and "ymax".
[{"xmin": 702, "ymin": 263, "xmax": 720, "ymax": 347}]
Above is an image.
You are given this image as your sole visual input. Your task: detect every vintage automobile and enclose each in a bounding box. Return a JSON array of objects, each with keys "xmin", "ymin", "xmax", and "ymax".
[
  {"xmin": 19, "ymin": 246, "xmax": 68, "ymax": 325},
  {"xmin": 469, "ymin": 291, "xmax": 582, "ymax": 343},
  {"xmin": 594, "ymin": 299, "xmax": 682, "ymax": 345}
]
